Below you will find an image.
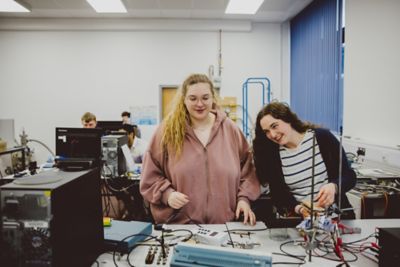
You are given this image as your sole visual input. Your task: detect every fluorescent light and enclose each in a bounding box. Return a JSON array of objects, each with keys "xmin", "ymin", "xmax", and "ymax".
[
  {"xmin": 86, "ymin": 0, "xmax": 127, "ymax": 13},
  {"xmin": 225, "ymin": 0, "xmax": 264, "ymax": 15},
  {"xmin": 0, "ymin": 0, "xmax": 31, "ymax": 12}
]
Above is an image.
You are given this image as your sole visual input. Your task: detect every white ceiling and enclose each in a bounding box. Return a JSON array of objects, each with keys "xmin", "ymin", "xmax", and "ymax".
[{"xmin": 0, "ymin": 0, "xmax": 313, "ymax": 22}]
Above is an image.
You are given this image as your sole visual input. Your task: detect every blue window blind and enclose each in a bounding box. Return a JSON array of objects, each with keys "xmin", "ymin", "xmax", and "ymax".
[{"xmin": 290, "ymin": 0, "xmax": 343, "ymax": 133}]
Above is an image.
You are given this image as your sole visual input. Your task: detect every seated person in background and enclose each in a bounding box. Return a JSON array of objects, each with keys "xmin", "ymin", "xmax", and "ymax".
[
  {"xmin": 140, "ymin": 73, "xmax": 260, "ymax": 225},
  {"xmin": 121, "ymin": 111, "xmax": 131, "ymax": 125},
  {"xmin": 121, "ymin": 110, "xmax": 141, "ymax": 138},
  {"xmin": 252, "ymin": 101, "xmax": 356, "ymax": 219},
  {"xmin": 81, "ymin": 112, "xmax": 97, "ymax": 128},
  {"xmin": 120, "ymin": 124, "xmax": 148, "ymax": 164}
]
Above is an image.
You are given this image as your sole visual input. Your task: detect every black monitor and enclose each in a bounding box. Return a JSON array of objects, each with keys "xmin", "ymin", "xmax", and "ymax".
[
  {"xmin": 55, "ymin": 127, "xmax": 103, "ymax": 161},
  {"xmin": 96, "ymin": 121, "xmax": 124, "ymax": 134}
]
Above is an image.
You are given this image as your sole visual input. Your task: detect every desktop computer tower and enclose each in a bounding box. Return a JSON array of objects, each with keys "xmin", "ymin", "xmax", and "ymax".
[
  {"xmin": 101, "ymin": 135, "xmax": 128, "ymax": 177},
  {"xmin": 379, "ymin": 228, "xmax": 400, "ymax": 267},
  {"xmin": 0, "ymin": 168, "xmax": 103, "ymax": 267}
]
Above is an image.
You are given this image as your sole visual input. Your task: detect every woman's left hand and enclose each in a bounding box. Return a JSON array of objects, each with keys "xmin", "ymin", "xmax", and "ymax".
[
  {"xmin": 316, "ymin": 183, "xmax": 336, "ymax": 208},
  {"xmin": 235, "ymin": 199, "xmax": 256, "ymax": 225}
]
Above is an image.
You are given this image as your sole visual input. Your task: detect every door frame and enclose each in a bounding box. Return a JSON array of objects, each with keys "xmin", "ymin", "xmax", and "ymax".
[{"xmin": 159, "ymin": 84, "xmax": 179, "ymax": 122}]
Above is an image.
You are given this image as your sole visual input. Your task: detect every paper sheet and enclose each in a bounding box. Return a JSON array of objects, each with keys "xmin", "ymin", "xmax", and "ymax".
[{"xmin": 121, "ymin": 144, "xmax": 136, "ymax": 172}]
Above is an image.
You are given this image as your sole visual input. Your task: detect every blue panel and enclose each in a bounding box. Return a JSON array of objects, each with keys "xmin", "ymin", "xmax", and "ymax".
[{"xmin": 290, "ymin": 0, "xmax": 343, "ymax": 133}]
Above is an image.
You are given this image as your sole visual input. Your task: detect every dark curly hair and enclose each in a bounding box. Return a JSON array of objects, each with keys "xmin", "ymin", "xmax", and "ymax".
[
  {"xmin": 255, "ymin": 101, "xmax": 315, "ymax": 134},
  {"xmin": 252, "ymin": 101, "xmax": 316, "ymax": 185}
]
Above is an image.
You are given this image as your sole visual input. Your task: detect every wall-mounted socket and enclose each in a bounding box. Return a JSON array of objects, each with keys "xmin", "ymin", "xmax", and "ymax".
[
  {"xmin": 357, "ymin": 147, "xmax": 366, "ymax": 156},
  {"xmin": 343, "ymin": 139, "xmax": 400, "ymax": 170},
  {"xmin": 356, "ymin": 147, "xmax": 366, "ymax": 163}
]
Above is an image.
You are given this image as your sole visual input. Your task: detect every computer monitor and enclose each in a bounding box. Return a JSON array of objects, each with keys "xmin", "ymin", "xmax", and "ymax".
[
  {"xmin": 55, "ymin": 127, "xmax": 103, "ymax": 161},
  {"xmin": 96, "ymin": 121, "xmax": 124, "ymax": 135}
]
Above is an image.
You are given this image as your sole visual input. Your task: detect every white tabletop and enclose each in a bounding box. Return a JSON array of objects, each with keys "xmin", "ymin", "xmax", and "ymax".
[{"xmin": 93, "ymin": 219, "xmax": 400, "ymax": 267}]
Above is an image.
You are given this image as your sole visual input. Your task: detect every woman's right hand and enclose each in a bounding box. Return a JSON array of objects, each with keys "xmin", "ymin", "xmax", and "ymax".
[
  {"xmin": 295, "ymin": 204, "xmax": 310, "ymax": 218},
  {"xmin": 167, "ymin": 191, "xmax": 190, "ymax": 209}
]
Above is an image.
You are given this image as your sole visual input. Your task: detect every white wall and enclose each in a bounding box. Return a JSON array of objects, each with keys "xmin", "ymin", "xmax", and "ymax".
[
  {"xmin": 0, "ymin": 20, "xmax": 282, "ymax": 163},
  {"xmin": 344, "ymin": 0, "xmax": 400, "ymax": 149}
]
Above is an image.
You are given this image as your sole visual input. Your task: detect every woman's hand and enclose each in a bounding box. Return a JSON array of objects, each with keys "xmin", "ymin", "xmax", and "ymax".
[
  {"xmin": 295, "ymin": 204, "xmax": 308, "ymax": 217},
  {"xmin": 167, "ymin": 191, "xmax": 189, "ymax": 209},
  {"xmin": 316, "ymin": 183, "xmax": 336, "ymax": 208},
  {"xmin": 235, "ymin": 199, "xmax": 256, "ymax": 225}
]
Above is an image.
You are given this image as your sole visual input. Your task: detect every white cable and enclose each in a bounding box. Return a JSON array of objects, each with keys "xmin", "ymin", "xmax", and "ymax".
[{"xmin": 28, "ymin": 139, "xmax": 55, "ymax": 157}]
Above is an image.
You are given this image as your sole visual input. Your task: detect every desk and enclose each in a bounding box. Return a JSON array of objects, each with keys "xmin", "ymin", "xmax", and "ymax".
[{"xmin": 93, "ymin": 219, "xmax": 400, "ymax": 267}]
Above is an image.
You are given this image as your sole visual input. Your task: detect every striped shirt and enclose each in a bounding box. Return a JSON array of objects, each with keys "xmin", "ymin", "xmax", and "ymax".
[{"xmin": 279, "ymin": 130, "xmax": 328, "ymax": 204}]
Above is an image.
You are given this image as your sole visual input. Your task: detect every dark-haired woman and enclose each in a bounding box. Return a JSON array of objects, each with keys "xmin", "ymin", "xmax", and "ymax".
[{"xmin": 253, "ymin": 101, "xmax": 356, "ymax": 218}]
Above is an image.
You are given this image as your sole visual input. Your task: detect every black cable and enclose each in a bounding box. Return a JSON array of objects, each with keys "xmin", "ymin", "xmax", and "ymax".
[
  {"xmin": 126, "ymin": 244, "xmax": 139, "ymax": 267},
  {"xmin": 102, "ymin": 179, "xmax": 119, "ymax": 217},
  {"xmin": 160, "ymin": 228, "xmax": 167, "ymax": 259},
  {"xmin": 272, "ymin": 252, "xmax": 305, "ymax": 262},
  {"xmin": 307, "ymin": 228, "xmax": 370, "ymax": 264},
  {"xmin": 112, "ymin": 234, "xmax": 158, "ymax": 267},
  {"xmin": 277, "ymin": 234, "xmax": 359, "ymax": 264},
  {"xmin": 166, "ymin": 229, "xmax": 194, "ymax": 244},
  {"xmin": 126, "ymin": 242, "xmax": 155, "ymax": 267},
  {"xmin": 224, "ymin": 227, "xmax": 268, "ymax": 232},
  {"xmin": 311, "ymin": 240, "xmax": 358, "ymax": 263},
  {"xmin": 107, "ymin": 187, "xmax": 118, "ymax": 217},
  {"xmin": 278, "ymin": 239, "xmax": 307, "ymax": 260},
  {"xmin": 183, "ymin": 213, "xmax": 202, "ymax": 228},
  {"xmin": 152, "ymin": 209, "xmax": 183, "ymax": 260},
  {"xmin": 342, "ymin": 232, "xmax": 377, "ymax": 245},
  {"xmin": 313, "ymin": 251, "xmax": 358, "ymax": 263},
  {"xmin": 102, "ymin": 169, "xmax": 138, "ymax": 218},
  {"xmin": 225, "ymin": 223, "xmax": 235, "ymax": 248},
  {"xmin": 104, "ymin": 185, "xmax": 112, "ymax": 216},
  {"xmin": 342, "ymin": 247, "xmax": 359, "ymax": 262},
  {"xmin": 314, "ymin": 241, "xmax": 332, "ymax": 256},
  {"xmin": 101, "ymin": 183, "xmax": 111, "ymax": 216},
  {"xmin": 104, "ymin": 174, "xmax": 136, "ymax": 193}
]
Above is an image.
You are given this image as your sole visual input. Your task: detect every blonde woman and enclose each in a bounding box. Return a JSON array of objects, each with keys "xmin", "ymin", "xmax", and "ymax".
[{"xmin": 140, "ymin": 74, "xmax": 260, "ymax": 224}]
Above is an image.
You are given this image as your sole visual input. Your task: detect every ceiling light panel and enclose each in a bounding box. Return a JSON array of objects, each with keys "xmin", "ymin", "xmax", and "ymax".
[
  {"xmin": 225, "ymin": 0, "xmax": 264, "ymax": 14},
  {"xmin": 86, "ymin": 0, "xmax": 127, "ymax": 13},
  {"xmin": 0, "ymin": 0, "xmax": 31, "ymax": 12}
]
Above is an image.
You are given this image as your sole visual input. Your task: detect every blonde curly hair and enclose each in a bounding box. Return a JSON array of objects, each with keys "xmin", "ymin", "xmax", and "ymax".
[{"xmin": 161, "ymin": 74, "xmax": 219, "ymax": 157}]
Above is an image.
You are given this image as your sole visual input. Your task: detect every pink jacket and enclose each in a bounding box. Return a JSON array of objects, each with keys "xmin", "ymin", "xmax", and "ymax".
[{"xmin": 140, "ymin": 110, "xmax": 260, "ymax": 224}]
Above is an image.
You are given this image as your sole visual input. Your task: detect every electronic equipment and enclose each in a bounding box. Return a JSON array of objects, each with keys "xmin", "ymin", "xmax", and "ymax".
[
  {"xmin": 55, "ymin": 127, "xmax": 103, "ymax": 170},
  {"xmin": 101, "ymin": 135, "xmax": 128, "ymax": 177},
  {"xmin": 347, "ymin": 184, "xmax": 400, "ymax": 219},
  {"xmin": 170, "ymin": 242, "xmax": 272, "ymax": 267},
  {"xmin": 97, "ymin": 121, "xmax": 124, "ymax": 134},
  {"xmin": 252, "ymin": 193, "xmax": 275, "ymax": 226},
  {"xmin": 194, "ymin": 227, "xmax": 229, "ymax": 246},
  {"xmin": 104, "ymin": 220, "xmax": 152, "ymax": 253},
  {"xmin": 0, "ymin": 168, "xmax": 103, "ymax": 267},
  {"xmin": 55, "ymin": 157, "xmax": 96, "ymax": 171},
  {"xmin": 379, "ymin": 227, "xmax": 400, "ymax": 267},
  {"xmin": 0, "ymin": 146, "xmax": 26, "ymax": 175}
]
